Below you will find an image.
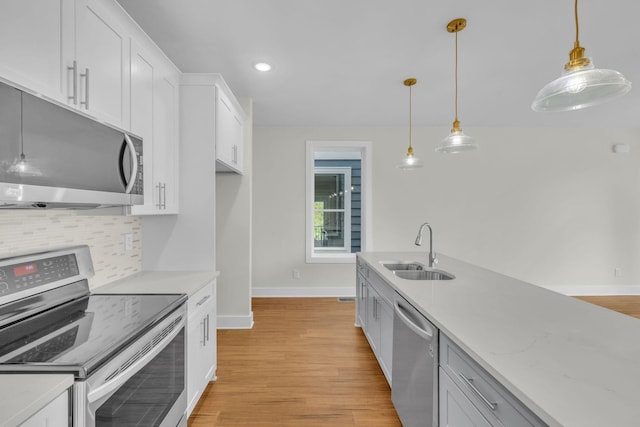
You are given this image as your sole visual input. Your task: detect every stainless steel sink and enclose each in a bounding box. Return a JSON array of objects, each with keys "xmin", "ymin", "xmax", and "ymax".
[
  {"xmin": 393, "ymin": 269, "xmax": 455, "ymax": 281},
  {"xmin": 381, "ymin": 261, "xmax": 425, "ymax": 271}
]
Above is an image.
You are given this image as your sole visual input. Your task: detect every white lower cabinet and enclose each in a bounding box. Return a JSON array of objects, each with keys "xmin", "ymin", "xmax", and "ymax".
[
  {"xmin": 20, "ymin": 389, "xmax": 69, "ymax": 427},
  {"xmin": 440, "ymin": 335, "xmax": 546, "ymax": 427},
  {"xmin": 440, "ymin": 367, "xmax": 493, "ymax": 427},
  {"xmin": 356, "ymin": 257, "xmax": 393, "ymax": 385},
  {"xmin": 187, "ymin": 281, "xmax": 217, "ymax": 415}
]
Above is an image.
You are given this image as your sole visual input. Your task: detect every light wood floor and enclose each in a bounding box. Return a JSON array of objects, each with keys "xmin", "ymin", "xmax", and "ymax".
[
  {"xmin": 188, "ymin": 298, "xmax": 402, "ymax": 427},
  {"xmin": 574, "ymin": 295, "xmax": 640, "ymax": 320},
  {"xmin": 188, "ymin": 296, "xmax": 640, "ymax": 427}
]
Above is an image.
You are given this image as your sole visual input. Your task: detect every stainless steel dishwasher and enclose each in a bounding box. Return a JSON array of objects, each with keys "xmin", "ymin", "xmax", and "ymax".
[{"xmin": 392, "ymin": 293, "xmax": 439, "ymax": 427}]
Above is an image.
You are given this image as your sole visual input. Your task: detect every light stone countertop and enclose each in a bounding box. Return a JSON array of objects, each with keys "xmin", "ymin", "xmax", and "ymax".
[
  {"xmin": 358, "ymin": 252, "xmax": 640, "ymax": 427},
  {"xmin": 0, "ymin": 374, "xmax": 73, "ymax": 427},
  {"xmin": 93, "ymin": 270, "xmax": 218, "ymax": 296}
]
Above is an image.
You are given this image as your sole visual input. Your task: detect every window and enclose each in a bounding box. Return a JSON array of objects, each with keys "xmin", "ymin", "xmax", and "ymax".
[
  {"xmin": 306, "ymin": 141, "xmax": 372, "ymax": 263},
  {"xmin": 314, "ymin": 167, "xmax": 351, "ymax": 253}
]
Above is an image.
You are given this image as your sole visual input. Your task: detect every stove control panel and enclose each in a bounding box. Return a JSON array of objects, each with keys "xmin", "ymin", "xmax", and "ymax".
[{"xmin": 0, "ymin": 254, "xmax": 79, "ymax": 296}]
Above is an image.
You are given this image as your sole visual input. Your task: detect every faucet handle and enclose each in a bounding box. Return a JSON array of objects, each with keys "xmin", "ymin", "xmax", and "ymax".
[{"xmin": 431, "ymin": 253, "xmax": 438, "ymax": 265}]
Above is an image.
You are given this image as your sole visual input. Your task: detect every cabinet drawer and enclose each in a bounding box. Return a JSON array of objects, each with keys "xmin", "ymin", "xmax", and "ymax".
[
  {"xmin": 440, "ymin": 335, "xmax": 546, "ymax": 427},
  {"xmin": 366, "ymin": 267, "xmax": 395, "ymax": 306},
  {"xmin": 188, "ymin": 282, "xmax": 214, "ymax": 320}
]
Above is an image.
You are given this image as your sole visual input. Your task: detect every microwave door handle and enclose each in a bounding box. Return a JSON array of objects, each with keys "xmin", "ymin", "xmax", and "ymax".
[
  {"xmin": 86, "ymin": 316, "xmax": 183, "ymax": 404},
  {"xmin": 122, "ymin": 134, "xmax": 138, "ymax": 194}
]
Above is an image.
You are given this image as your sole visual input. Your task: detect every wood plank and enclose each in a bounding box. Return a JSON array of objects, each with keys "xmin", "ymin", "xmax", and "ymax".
[{"xmin": 188, "ymin": 298, "xmax": 401, "ymax": 427}]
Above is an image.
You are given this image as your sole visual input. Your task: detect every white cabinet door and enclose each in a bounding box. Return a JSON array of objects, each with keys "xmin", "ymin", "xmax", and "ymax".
[
  {"xmin": 0, "ymin": 0, "xmax": 130, "ymax": 130},
  {"xmin": 74, "ymin": 0, "xmax": 129, "ymax": 129},
  {"xmin": 187, "ymin": 282, "xmax": 217, "ymax": 415},
  {"xmin": 0, "ymin": 0, "xmax": 73, "ymax": 102},
  {"xmin": 152, "ymin": 71, "xmax": 179, "ymax": 213},
  {"xmin": 440, "ymin": 368, "xmax": 493, "ymax": 427},
  {"xmin": 20, "ymin": 390, "xmax": 69, "ymax": 427},
  {"xmin": 356, "ymin": 273, "xmax": 367, "ymax": 328},
  {"xmin": 129, "ymin": 39, "xmax": 155, "ymax": 210},
  {"xmin": 378, "ymin": 297, "xmax": 393, "ymax": 383},
  {"xmin": 215, "ymin": 86, "xmax": 244, "ymax": 174},
  {"xmin": 129, "ymin": 41, "xmax": 179, "ymax": 215}
]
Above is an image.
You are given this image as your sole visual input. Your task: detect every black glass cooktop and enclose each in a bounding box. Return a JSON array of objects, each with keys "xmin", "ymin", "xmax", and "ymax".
[{"xmin": 0, "ymin": 292, "xmax": 185, "ymax": 377}]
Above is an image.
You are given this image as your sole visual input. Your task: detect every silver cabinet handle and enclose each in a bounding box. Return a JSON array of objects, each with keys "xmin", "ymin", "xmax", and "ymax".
[
  {"xmin": 196, "ymin": 294, "xmax": 211, "ymax": 307},
  {"xmin": 458, "ymin": 372, "xmax": 497, "ymax": 411},
  {"xmin": 67, "ymin": 61, "xmax": 78, "ymax": 104},
  {"xmin": 162, "ymin": 183, "xmax": 167, "ymax": 209},
  {"xmin": 80, "ymin": 67, "xmax": 90, "ymax": 109},
  {"xmin": 201, "ymin": 317, "xmax": 206, "ymax": 346},
  {"xmin": 156, "ymin": 183, "xmax": 162, "ymax": 209},
  {"xmin": 205, "ymin": 314, "xmax": 210, "ymax": 343}
]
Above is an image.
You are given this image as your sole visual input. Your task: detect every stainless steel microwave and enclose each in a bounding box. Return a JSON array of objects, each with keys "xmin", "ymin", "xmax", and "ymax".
[{"xmin": 0, "ymin": 81, "xmax": 143, "ymax": 209}]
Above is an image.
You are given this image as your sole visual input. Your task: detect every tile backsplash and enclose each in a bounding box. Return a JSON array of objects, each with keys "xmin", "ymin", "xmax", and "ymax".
[{"xmin": 0, "ymin": 211, "xmax": 141, "ymax": 289}]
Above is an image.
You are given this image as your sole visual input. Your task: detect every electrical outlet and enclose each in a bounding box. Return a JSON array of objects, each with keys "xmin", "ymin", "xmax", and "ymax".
[
  {"xmin": 292, "ymin": 269, "xmax": 301, "ymax": 279},
  {"xmin": 124, "ymin": 233, "xmax": 133, "ymax": 251},
  {"xmin": 614, "ymin": 268, "xmax": 622, "ymax": 277}
]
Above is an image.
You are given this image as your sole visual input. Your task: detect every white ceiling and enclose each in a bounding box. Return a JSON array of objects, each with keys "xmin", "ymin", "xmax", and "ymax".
[{"xmin": 116, "ymin": 0, "xmax": 640, "ymax": 128}]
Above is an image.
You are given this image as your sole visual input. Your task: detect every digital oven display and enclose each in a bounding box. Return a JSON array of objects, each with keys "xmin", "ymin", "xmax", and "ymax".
[{"xmin": 14, "ymin": 264, "xmax": 37, "ymax": 277}]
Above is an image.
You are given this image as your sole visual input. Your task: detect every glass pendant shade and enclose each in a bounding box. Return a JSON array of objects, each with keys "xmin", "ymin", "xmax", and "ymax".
[
  {"xmin": 531, "ymin": 60, "xmax": 631, "ymax": 112},
  {"xmin": 397, "ymin": 78, "xmax": 423, "ymax": 170},
  {"xmin": 397, "ymin": 147, "xmax": 423, "ymax": 170},
  {"xmin": 532, "ymin": 0, "xmax": 631, "ymax": 112},
  {"xmin": 436, "ymin": 128, "xmax": 477, "ymax": 154},
  {"xmin": 438, "ymin": 18, "xmax": 477, "ymax": 154},
  {"xmin": 7, "ymin": 92, "xmax": 43, "ymax": 177},
  {"xmin": 7, "ymin": 154, "xmax": 42, "ymax": 177}
]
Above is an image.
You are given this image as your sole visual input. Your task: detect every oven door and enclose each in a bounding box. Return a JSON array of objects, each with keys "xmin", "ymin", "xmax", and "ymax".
[{"xmin": 74, "ymin": 305, "xmax": 186, "ymax": 427}]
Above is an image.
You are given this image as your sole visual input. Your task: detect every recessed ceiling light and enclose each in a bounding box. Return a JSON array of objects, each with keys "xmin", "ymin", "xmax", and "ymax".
[{"xmin": 254, "ymin": 62, "xmax": 272, "ymax": 72}]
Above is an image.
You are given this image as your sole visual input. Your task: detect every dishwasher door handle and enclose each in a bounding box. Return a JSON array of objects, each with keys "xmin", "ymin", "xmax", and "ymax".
[{"xmin": 394, "ymin": 300, "xmax": 433, "ymax": 341}]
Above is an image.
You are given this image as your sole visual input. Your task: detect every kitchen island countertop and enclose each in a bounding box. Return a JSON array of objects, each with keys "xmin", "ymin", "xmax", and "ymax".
[{"xmin": 358, "ymin": 252, "xmax": 640, "ymax": 427}]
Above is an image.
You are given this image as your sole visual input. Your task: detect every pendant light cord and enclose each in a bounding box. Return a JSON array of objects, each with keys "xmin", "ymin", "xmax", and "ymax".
[
  {"xmin": 19, "ymin": 91, "xmax": 25, "ymax": 158},
  {"xmin": 408, "ymin": 83, "xmax": 413, "ymax": 150},
  {"xmin": 454, "ymin": 30, "xmax": 459, "ymax": 123},
  {"xmin": 574, "ymin": 0, "xmax": 580, "ymax": 47}
]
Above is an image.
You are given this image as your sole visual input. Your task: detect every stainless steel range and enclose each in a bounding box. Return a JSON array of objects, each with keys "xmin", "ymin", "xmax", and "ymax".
[{"xmin": 0, "ymin": 246, "xmax": 187, "ymax": 427}]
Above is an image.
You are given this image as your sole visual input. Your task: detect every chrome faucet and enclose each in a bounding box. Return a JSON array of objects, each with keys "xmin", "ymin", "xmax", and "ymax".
[{"xmin": 415, "ymin": 222, "xmax": 437, "ymax": 268}]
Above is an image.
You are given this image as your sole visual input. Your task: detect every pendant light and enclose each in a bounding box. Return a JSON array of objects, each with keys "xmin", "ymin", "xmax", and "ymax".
[
  {"xmin": 397, "ymin": 78, "xmax": 424, "ymax": 170},
  {"xmin": 436, "ymin": 18, "xmax": 477, "ymax": 154},
  {"xmin": 7, "ymin": 91, "xmax": 42, "ymax": 177},
  {"xmin": 531, "ymin": 0, "xmax": 631, "ymax": 112}
]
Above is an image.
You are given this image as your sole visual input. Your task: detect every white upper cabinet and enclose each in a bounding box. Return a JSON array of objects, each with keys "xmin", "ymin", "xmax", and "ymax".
[
  {"xmin": 152, "ymin": 68, "xmax": 179, "ymax": 213},
  {"xmin": 74, "ymin": 0, "xmax": 130, "ymax": 129},
  {"xmin": 0, "ymin": 0, "xmax": 73, "ymax": 101},
  {"xmin": 215, "ymin": 84, "xmax": 245, "ymax": 174},
  {"xmin": 0, "ymin": 0, "xmax": 181, "ymax": 215},
  {"xmin": 129, "ymin": 38, "xmax": 179, "ymax": 216},
  {"xmin": 0, "ymin": 0, "xmax": 129, "ymax": 129}
]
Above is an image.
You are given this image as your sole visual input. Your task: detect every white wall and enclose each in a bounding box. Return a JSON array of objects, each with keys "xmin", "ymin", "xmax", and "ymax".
[{"xmin": 253, "ymin": 126, "xmax": 640, "ymax": 295}]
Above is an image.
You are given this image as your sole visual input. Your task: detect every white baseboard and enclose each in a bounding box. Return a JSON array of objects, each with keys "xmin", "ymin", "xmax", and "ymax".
[
  {"xmin": 541, "ymin": 284, "xmax": 640, "ymax": 296},
  {"xmin": 217, "ymin": 312, "xmax": 254, "ymax": 329},
  {"xmin": 252, "ymin": 287, "xmax": 355, "ymax": 298}
]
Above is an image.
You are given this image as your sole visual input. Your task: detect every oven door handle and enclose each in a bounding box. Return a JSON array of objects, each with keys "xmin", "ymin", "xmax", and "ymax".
[{"xmin": 87, "ymin": 316, "xmax": 184, "ymax": 403}]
